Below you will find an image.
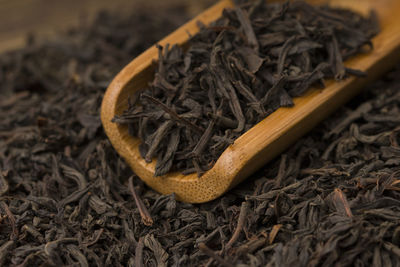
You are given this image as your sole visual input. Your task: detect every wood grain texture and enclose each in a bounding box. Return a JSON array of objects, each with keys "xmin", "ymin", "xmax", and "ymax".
[{"xmin": 101, "ymin": 0, "xmax": 400, "ymax": 203}]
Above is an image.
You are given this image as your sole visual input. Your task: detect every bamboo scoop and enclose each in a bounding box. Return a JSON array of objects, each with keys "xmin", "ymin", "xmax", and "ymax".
[{"xmin": 101, "ymin": 0, "xmax": 400, "ymax": 203}]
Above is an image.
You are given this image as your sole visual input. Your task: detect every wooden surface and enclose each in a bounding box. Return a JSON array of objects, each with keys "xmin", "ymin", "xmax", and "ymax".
[
  {"xmin": 0, "ymin": 0, "xmax": 213, "ymax": 53},
  {"xmin": 101, "ymin": 0, "xmax": 400, "ymax": 203}
]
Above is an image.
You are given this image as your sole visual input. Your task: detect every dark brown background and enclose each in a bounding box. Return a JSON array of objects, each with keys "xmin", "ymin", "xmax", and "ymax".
[{"xmin": 0, "ymin": 0, "xmax": 213, "ymax": 53}]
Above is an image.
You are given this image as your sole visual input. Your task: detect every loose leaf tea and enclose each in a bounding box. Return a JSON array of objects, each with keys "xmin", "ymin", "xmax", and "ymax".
[
  {"xmin": 113, "ymin": 1, "xmax": 380, "ymax": 176},
  {"xmin": 1, "ymin": 1, "xmax": 400, "ymax": 266}
]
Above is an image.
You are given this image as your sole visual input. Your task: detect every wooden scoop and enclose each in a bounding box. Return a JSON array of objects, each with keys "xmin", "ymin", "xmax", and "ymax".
[{"xmin": 101, "ymin": 0, "xmax": 400, "ymax": 203}]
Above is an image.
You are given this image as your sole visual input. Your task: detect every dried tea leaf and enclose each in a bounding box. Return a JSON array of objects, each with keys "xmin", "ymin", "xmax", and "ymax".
[{"xmin": 143, "ymin": 234, "xmax": 168, "ymax": 267}]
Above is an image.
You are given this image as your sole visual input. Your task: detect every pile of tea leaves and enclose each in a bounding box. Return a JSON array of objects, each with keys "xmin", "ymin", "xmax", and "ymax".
[
  {"xmin": 113, "ymin": 0, "xmax": 380, "ymax": 176},
  {"xmin": 1, "ymin": 1, "xmax": 400, "ymax": 266}
]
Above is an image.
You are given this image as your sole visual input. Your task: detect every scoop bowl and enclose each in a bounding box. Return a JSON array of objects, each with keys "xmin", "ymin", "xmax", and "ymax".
[{"xmin": 101, "ymin": 0, "xmax": 400, "ymax": 203}]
